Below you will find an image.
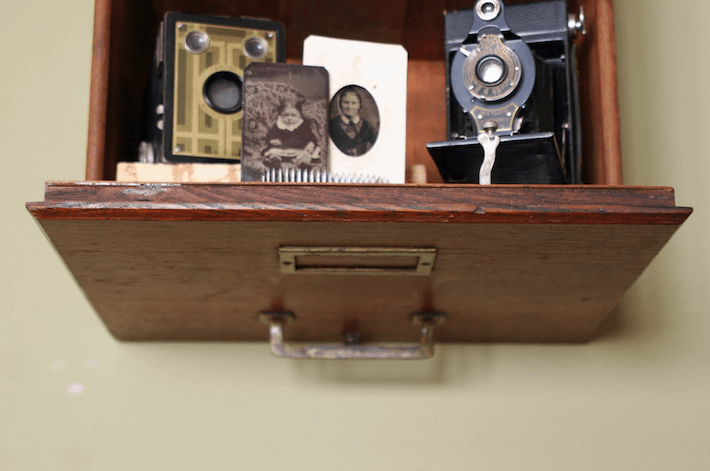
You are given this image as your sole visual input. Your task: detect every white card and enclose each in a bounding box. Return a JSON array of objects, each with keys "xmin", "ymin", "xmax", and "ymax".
[{"xmin": 303, "ymin": 36, "xmax": 408, "ymax": 184}]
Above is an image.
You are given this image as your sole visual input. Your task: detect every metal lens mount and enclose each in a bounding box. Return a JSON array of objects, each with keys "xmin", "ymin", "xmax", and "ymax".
[
  {"xmin": 476, "ymin": 0, "xmax": 501, "ymax": 21},
  {"xmin": 203, "ymin": 71, "xmax": 243, "ymax": 114},
  {"xmin": 463, "ymin": 34, "xmax": 522, "ymax": 102},
  {"xmin": 244, "ymin": 36, "xmax": 269, "ymax": 60},
  {"xmin": 184, "ymin": 30, "xmax": 210, "ymax": 54}
]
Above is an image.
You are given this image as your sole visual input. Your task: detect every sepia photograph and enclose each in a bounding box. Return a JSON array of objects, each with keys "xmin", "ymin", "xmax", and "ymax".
[
  {"xmin": 329, "ymin": 85, "xmax": 380, "ymax": 157},
  {"xmin": 240, "ymin": 63, "xmax": 329, "ymax": 181}
]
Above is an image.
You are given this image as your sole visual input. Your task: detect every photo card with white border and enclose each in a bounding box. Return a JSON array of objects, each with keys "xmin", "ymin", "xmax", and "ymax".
[{"xmin": 303, "ymin": 35, "xmax": 408, "ymax": 184}]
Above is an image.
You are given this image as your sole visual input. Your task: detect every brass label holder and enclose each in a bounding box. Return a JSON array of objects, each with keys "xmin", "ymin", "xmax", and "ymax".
[{"xmin": 278, "ymin": 247, "xmax": 437, "ymax": 276}]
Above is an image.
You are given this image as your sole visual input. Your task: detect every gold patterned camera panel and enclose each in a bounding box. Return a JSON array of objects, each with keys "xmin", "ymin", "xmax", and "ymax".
[{"xmin": 172, "ymin": 22, "xmax": 278, "ymax": 160}]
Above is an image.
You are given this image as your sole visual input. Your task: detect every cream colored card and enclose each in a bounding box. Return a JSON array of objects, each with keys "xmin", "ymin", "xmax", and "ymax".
[
  {"xmin": 116, "ymin": 162, "xmax": 241, "ymax": 182},
  {"xmin": 303, "ymin": 35, "xmax": 408, "ymax": 184}
]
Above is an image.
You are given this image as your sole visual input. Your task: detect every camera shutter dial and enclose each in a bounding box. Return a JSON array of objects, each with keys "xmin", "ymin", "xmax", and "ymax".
[
  {"xmin": 451, "ymin": 32, "xmax": 535, "ymax": 134},
  {"xmin": 463, "ymin": 34, "xmax": 522, "ymax": 103}
]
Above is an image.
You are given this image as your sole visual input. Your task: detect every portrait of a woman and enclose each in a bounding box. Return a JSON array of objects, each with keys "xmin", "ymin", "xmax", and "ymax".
[{"xmin": 329, "ymin": 86, "xmax": 379, "ymax": 157}]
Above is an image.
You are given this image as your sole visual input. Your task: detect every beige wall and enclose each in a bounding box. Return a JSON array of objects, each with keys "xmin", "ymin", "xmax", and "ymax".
[{"xmin": 1, "ymin": 1, "xmax": 708, "ymax": 469}]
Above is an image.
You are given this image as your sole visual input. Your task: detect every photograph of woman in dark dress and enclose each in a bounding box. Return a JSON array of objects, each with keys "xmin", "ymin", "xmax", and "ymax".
[
  {"xmin": 329, "ymin": 86, "xmax": 379, "ymax": 157},
  {"xmin": 262, "ymin": 99, "xmax": 323, "ymax": 171}
]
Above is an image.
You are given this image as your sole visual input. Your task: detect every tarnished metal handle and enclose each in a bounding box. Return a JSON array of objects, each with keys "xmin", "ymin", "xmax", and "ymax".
[{"xmin": 259, "ymin": 312, "xmax": 446, "ymax": 360}]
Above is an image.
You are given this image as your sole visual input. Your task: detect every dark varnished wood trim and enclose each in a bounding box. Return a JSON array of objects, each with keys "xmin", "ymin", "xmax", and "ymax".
[
  {"xmin": 42, "ymin": 181, "xmax": 678, "ymax": 207},
  {"xmin": 571, "ymin": 0, "xmax": 623, "ymax": 184},
  {"xmin": 86, "ymin": 0, "xmax": 112, "ymax": 181},
  {"xmin": 27, "ymin": 182, "xmax": 692, "ymax": 225},
  {"xmin": 595, "ymin": 0, "xmax": 623, "ymax": 185},
  {"xmin": 26, "ymin": 204, "xmax": 692, "ymax": 225}
]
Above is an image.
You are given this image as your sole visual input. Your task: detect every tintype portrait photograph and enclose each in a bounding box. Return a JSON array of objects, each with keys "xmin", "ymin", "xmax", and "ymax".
[
  {"xmin": 329, "ymin": 85, "xmax": 380, "ymax": 157},
  {"xmin": 240, "ymin": 63, "xmax": 329, "ymax": 181}
]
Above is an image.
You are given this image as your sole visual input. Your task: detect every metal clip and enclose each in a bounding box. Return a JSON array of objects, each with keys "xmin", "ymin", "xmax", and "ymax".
[
  {"xmin": 478, "ymin": 121, "xmax": 500, "ymax": 185},
  {"xmin": 259, "ymin": 312, "xmax": 446, "ymax": 360},
  {"xmin": 568, "ymin": 6, "xmax": 587, "ymax": 38}
]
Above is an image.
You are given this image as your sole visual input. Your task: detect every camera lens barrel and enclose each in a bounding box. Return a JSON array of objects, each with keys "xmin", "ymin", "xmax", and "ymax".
[
  {"xmin": 476, "ymin": 55, "xmax": 507, "ymax": 86},
  {"xmin": 203, "ymin": 71, "xmax": 243, "ymax": 114}
]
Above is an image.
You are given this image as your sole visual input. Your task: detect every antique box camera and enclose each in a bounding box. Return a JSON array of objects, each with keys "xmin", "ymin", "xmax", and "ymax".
[
  {"xmin": 427, "ymin": 0, "xmax": 584, "ymax": 184},
  {"xmin": 140, "ymin": 13, "xmax": 285, "ymax": 164}
]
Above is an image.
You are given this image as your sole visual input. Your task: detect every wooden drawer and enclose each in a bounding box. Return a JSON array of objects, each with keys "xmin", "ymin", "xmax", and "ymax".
[
  {"xmin": 26, "ymin": 0, "xmax": 692, "ymax": 344},
  {"xmin": 27, "ymin": 183, "xmax": 691, "ymax": 342}
]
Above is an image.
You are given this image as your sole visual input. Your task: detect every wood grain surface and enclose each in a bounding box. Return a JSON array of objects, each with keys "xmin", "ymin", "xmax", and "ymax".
[
  {"xmin": 28, "ymin": 182, "xmax": 691, "ymax": 225},
  {"xmin": 34, "ymin": 217, "xmax": 684, "ymax": 343},
  {"xmin": 571, "ymin": 0, "xmax": 623, "ymax": 185},
  {"xmin": 28, "ymin": 182, "xmax": 691, "ymax": 343},
  {"xmin": 85, "ymin": 0, "xmax": 112, "ymax": 181}
]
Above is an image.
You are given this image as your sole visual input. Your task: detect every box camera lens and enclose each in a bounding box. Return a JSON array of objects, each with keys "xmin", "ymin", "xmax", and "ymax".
[
  {"xmin": 203, "ymin": 71, "xmax": 242, "ymax": 114},
  {"xmin": 244, "ymin": 37, "xmax": 268, "ymax": 60},
  {"xmin": 184, "ymin": 30, "xmax": 210, "ymax": 54}
]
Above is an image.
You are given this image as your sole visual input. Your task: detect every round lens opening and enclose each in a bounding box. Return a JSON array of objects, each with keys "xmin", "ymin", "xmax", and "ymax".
[
  {"xmin": 476, "ymin": 56, "xmax": 506, "ymax": 85},
  {"xmin": 184, "ymin": 31, "xmax": 210, "ymax": 54},
  {"xmin": 203, "ymin": 72, "xmax": 243, "ymax": 114},
  {"xmin": 244, "ymin": 37, "xmax": 268, "ymax": 60}
]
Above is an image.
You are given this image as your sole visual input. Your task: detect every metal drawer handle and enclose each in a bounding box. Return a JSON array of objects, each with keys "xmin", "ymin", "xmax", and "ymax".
[{"xmin": 259, "ymin": 312, "xmax": 446, "ymax": 360}]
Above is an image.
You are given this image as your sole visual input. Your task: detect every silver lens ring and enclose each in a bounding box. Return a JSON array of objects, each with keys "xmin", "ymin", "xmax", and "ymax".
[
  {"xmin": 476, "ymin": 56, "xmax": 507, "ymax": 86},
  {"xmin": 476, "ymin": 0, "xmax": 501, "ymax": 21}
]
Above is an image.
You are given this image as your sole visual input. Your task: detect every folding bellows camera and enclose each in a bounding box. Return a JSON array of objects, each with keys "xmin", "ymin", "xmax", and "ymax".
[{"xmin": 427, "ymin": 0, "xmax": 584, "ymax": 184}]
